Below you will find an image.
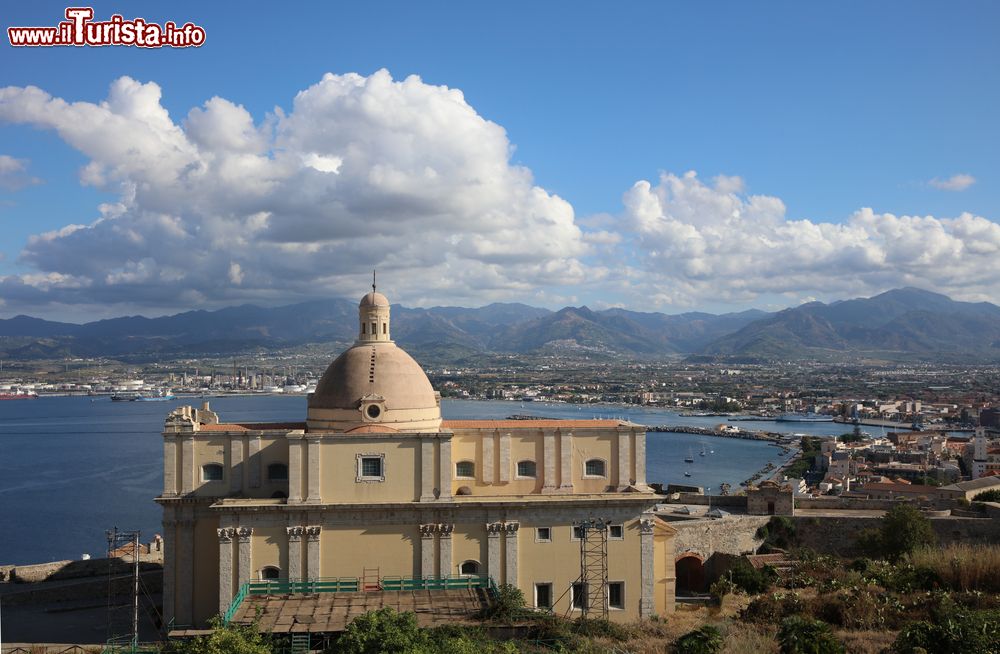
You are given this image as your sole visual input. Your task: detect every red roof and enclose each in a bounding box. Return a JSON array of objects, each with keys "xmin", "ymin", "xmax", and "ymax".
[{"xmin": 442, "ymin": 419, "xmax": 624, "ymax": 429}]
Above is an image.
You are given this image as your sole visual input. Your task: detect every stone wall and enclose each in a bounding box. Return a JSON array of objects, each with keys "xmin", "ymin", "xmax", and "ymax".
[
  {"xmin": 791, "ymin": 515, "xmax": 1000, "ymax": 557},
  {"xmin": 671, "ymin": 515, "xmax": 770, "ymax": 560}
]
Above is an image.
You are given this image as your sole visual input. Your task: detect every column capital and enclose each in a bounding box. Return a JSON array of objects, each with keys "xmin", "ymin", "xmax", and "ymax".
[
  {"xmin": 286, "ymin": 526, "xmax": 305, "ymax": 542},
  {"xmin": 237, "ymin": 526, "xmax": 253, "ymax": 543},
  {"xmin": 305, "ymin": 525, "xmax": 322, "ymax": 541},
  {"xmin": 640, "ymin": 518, "xmax": 655, "ymax": 535},
  {"xmin": 217, "ymin": 527, "xmax": 236, "ymax": 543},
  {"xmin": 438, "ymin": 523, "xmax": 454, "ymax": 538},
  {"xmin": 503, "ymin": 521, "xmax": 520, "ymax": 535},
  {"xmin": 486, "ymin": 522, "xmax": 504, "ymax": 536},
  {"xmin": 420, "ymin": 524, "xmax": 438, "ymax": 539}
]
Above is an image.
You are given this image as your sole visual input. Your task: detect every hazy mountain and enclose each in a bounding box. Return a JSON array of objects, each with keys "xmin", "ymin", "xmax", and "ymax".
[
  {"xmin": 699, "ymin": 288, "xmax": 1000, "ymax": 361},
  {"xmin": 0, "ymin": 288, "xmax": 996, "ymax": 362}
]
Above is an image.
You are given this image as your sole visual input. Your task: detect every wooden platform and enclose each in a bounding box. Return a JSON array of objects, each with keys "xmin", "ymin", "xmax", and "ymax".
[{"xmin": 230, "ymin": 588, "xmax": 492, "ymax": 633}]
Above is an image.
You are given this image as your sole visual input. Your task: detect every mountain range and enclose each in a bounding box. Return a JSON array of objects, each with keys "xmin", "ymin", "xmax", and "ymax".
[{"xmin": 0, "ymin": 288, "xmax": 997, "ymax": 363}]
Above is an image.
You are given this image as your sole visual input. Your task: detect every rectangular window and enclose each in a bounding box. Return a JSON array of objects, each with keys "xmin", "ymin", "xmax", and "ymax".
[
  {"xmin": 361, "ymin": 457, "xmax": 382, "ymax": 477},
  {"xmin": 572, "ymin": 526, "xmax": 584, "ymax": 540},
  {"xmin": 535, "ymin": 583, "xmax": 552, "ymax": 609},
  {"xmin": 357, "ymin": 454, "xmax": 386, "ymax": 482},
  {"xmin": 536, "ymin": 527, "xmax": 551, "ymax": 542},
  {"xmin": 609, "ymin": 524, "xmax": 624, "ymax": 540},
  {"xmin": 571, "ymin": 582, "xmax": 588, "ymax": 610},
  {"xmin": 608, "ymin": 582, "xmax": 625, "ymax": 609}
]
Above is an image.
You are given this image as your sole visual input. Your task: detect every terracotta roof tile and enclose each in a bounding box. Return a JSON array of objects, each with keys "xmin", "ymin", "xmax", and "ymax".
[
  {"xmin": 442, "ymin": 419, "xmax": 626, "ymax": 430},
  {"xmin": 199, "ymin": 422, "xmax": 306, "ymax": 432}
]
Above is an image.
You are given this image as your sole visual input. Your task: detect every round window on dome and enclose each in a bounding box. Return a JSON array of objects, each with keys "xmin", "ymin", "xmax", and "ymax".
[{"xmin": 366, "ymin": 404, "xmax": 382, "ymax": 419}]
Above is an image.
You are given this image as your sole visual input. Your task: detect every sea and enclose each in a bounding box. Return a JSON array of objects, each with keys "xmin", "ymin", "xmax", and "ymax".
[{"xmin": 0, "ymin": 395, "xmax": 859, "ymax": 566}]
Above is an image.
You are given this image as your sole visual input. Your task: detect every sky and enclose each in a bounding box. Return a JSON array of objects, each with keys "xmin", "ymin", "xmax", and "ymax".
[{"xmin": 0, "ymin": 1, "xmax": 998, "ymax": 321}]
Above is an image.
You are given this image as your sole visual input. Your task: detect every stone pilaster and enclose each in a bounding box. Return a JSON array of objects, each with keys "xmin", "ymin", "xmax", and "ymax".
[
  {"xmin": 229, "ymin": 436, "xmax": 244, "ymax": 494},
  {"xmin": 438, "ymin": 524, "xmax": 453, "ymax": 576},
  {"xmin": 558, "ymin": 430, "xmax": 574, "ymax": 492},
  {"xmin": 420, "ymin": 437, "xmax": 436, "ymax": 501},
  {"xmin": 305, "ymin": 526, "xmax": 321, "ymax": 579},
  {"xmin": 482, "ymin": 430, "xmax": 496, "ymax": 484},
  {"xmin": 498, "ymin": 432, "xmax": 511, "ymax": 483},
  {"xmin": 287, "ymin": 433, "xmax": 304, "ymax": 503},
  {"xmin": 287, "ymin": 526, "xmax": 304, "ymax": 581},
  {"xmin": 438, "ymin": 438, "xmax": 453, "ymax": 500},
  {"xmin": 180, "ymin": 435, "xmax": 195, "ymax": 494},
  {"xmin": 237, "ymin": 526, "xmax": 253, "ymax": 587},
  {"xmin": 306, "ymin": 437, "xmax": 322, "ymax": 503},
  {"xmin": 503, "ymin": 522, "xmax": 519, "ymax": 586},
  {"xmin": 162, "ymin": 435, "xmax": 178, "ymax": 497},
  {"xmin": 635, "ymin": 429, "xmax": 648, "ymax": 488},
  {"xmin": 175, "ymin": 515, "xmax": 195, "ymax": 625},
  {"xmin": 420, "ymin": 524, "xmax": 438, "ymax": 578},
  {"xmin": 486, "ymin": 522, "xmax": 503, "ymax": 583},
  {"xmin": 217, "ymin": 527, "xmax": 236, "ymax": 615},
  {"xmin": 617, "ymin": 428, "xmax": 632, "ymax": 490},
  {"xmin": 542, "ymin": 430, "xmax": 557, "ymax": 493},
  {"xmin": 639, "ymin": 518, "xmax": 655, "ymax": 617},
  {"xmin": 161, "ymin": 517, "xmax": 176, "ymax": 625},
  {"xmin": 248, "ymin": 436, "xmax": 262, "ymax": 488}
]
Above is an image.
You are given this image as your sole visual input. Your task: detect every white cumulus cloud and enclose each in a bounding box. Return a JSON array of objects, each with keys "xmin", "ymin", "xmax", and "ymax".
[
  {"xmin": 0, "ymin": 71, "xmax": 590, "ymax": 312},
  {"xmin": 0, "ymin": 154, "xmax": 42, "ymax": 191},
  {"xmin": 612, "ymin": 171, "xmax": 1000, "ymax": 308}
]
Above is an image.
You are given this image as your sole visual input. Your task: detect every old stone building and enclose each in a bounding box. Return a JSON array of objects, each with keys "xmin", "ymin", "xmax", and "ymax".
[
  {"xmin": 157, "ymin": 288, "xmax": 676, "ymax": 628},
  {"xmin": 747, "ymin": 480, "xmax": 794, "ymax": 515}
]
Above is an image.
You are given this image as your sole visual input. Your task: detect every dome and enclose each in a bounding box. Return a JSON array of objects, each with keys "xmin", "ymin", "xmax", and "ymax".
[
  {"xmin": 306, "ymin": 287, "xmax": 440, "ymax": 432},
  {"xmin": 359, "ymin": 291, "xmax": 389, "ymax": 307}
]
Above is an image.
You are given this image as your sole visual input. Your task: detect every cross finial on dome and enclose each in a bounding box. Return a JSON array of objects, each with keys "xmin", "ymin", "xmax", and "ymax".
[{"xmin": 372, "ymin": 269, "xmax": 376, "ymax": 293}]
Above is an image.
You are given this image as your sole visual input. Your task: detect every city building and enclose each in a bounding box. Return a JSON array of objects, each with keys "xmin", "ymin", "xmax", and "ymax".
[{"xmin": 157, "ymin": 288, "xmax": 675, "ymax": 629}]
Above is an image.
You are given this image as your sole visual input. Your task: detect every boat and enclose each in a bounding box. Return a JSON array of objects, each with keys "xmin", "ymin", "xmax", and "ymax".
[
  {"xmin": 111, "ymin": 392, "xmax": 139, "ymax": 401},
  {"xmin": 0, "ymin": 391, "xmax": 37, "ymax": 400},
  {"xmin": 136, "ymin": 389, "xmax": 176, "ymax": 402},
  {"xmin": 684, "ymin": 448, "xmax": 695, "ymax": 463},
  {"xmin": 776, "ymin": 413, "xmax": 834, "ymax": 422},
  {"xmin": 699, "ymin": 445, "xmax": 707, "ymax": 457},
  {"xmin": 683, "ymin": 471, "xmax": 692, "ymax": 477}
]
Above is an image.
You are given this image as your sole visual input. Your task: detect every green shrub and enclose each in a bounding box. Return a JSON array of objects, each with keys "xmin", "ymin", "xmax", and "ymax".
[
  {"xmin": 742, "ymin": 592, "xmax": 805, "ymax": 624},
  {"xmin": 777, "ymin": 616, "xmax": 844, "ymax": 654},
  {"xmin": 709, "ymin": 578, "xmax": 736, "ymax": 601},
  {"xmin": 727, "ymin": 559, "xmax": 778, "ymax": 595},
  {"xmin": 673, "ymin": 625, "xmax": 724, "ymax": 654},
  {"xmin": 757, "ymin": 516, "xmax": 798, "ymax": 551},
  {"xmin": 168, "ymin": 617, "xmax": 272, "ymax": 654},
  {"xmin": 972, "ymin": 489, "xmax": 1000, "ymax": 503},
  {"xmin": 860, "ymin": 504, "xmax": 936, "ymax": 562},
  {"xmin": 571, "ymin": 617, "xmax": 635, "ymax": 641},
  {"xmin": 893, "ymin": 608, "xmax": 1000, "ymax": 653},
  {"xmin": 482, "ymin": 583, "xmax": 526, "ymax": 623},
  {"xmin": 336, "ymin": 607, "xmax": 430, "ymax": 654}
]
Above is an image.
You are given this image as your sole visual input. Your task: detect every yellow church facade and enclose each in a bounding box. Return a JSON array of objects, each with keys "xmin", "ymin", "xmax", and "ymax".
[{"xmin": 157, "ymin": 289, "xmax": 676, "ymax": 627}]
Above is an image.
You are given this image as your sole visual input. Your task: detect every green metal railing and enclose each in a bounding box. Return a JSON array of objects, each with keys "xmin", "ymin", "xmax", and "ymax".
[{"xmin": 223, "ymin": 574, "xmax": 497, "ymax": 624}]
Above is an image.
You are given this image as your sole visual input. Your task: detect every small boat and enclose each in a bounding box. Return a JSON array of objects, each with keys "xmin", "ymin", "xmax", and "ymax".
[
  {"xmin": 111, "ymin": 392, "xmax": 138, "ymax": 401},
  {"xmin": 684, "ymin": 448, "xmax": 695, "ymax": 463},
  {"xmin": 684, "ymin": 471, "xmax": 692, "ymax": 477},
  {"xmin": 699, "ymin": 445, "xmax": 707, "ymax": 457}
]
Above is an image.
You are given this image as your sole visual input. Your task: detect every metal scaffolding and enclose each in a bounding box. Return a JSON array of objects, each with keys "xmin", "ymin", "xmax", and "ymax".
[
  {"xmin": 105, "ymin": 528, "xmax": 141, "ymax": 652},
  {"xmin": 576, "ymin": 518, "xmax": 609, "ymax": 619}
]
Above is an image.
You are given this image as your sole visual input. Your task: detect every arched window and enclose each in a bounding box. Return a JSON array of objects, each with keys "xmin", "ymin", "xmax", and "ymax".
[
  {"xmin": 459, "ymin": 560, "xmax": 480, "ymax": 576},
  {"xmin": 516, "ymin": 460, "xmax": 537, "ymax": 478},
  {"xmin": 584, "ymin": 459, "xmax": 606, "ymax": 478},
  {"xmin": 268, "ymin": 463, "xmax": 288, "ymax": 481},
  {"xmin": 455, "ymin": 461, "xmax": 475, "ymax": 479},
  {"xmin": 261, "ymin": 566, "xmax": 280, "ymax": 581},
  {"xmin": 202, "ymin": 463, "xmax": 223, "ymax": 482}
]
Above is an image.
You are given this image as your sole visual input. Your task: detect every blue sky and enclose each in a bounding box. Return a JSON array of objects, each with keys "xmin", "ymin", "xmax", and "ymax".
[{"xmin": 1, "ymin": 1, "xmax": 998, "ymax": 320}]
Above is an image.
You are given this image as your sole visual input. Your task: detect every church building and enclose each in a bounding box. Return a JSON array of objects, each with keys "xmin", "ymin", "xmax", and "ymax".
[{"xmin": 157, "ymin": 288, "xmax": 676, "ymax": 627}]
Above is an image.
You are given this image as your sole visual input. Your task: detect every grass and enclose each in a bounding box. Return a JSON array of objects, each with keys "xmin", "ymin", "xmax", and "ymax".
[{"xmin": 908, "ymin": 543, "xmax": 1000, "ymax": 592}]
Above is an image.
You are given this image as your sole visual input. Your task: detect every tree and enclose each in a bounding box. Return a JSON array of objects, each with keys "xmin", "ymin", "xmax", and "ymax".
[
  {"xmin": 336, "ymin": 607, "xmax": 431, "ymax": 654},
  {"xmin": 879, "ymin": 504, "xmax": 936, "ymax": 562},
  {"xmin": 972, "ymin": 489, "xmax": 1000, "ymax": 503},
  {"xmin": 482, "ymin": 583, "xmax": 526, "ymax": 623},
  {"xmin": 167, "ymin": 618, "xmax": 272, "ymax": 654}
]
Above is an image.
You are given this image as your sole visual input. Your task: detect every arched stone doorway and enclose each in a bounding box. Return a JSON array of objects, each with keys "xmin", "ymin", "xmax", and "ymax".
[{"xmin": 675, "ymin": 554, "xmax": 706, "ymax": 594}]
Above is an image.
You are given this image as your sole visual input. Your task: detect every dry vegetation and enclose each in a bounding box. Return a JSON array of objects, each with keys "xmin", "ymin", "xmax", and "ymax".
[{"xmin": 908, "ymin": 543, "xmax": 1000, "ymax": 592}]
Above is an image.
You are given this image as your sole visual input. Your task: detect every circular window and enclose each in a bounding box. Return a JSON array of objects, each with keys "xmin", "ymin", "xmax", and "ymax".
[{"xmin": 366, "ymin": 404, "xmax": 381, "ymax": 419}]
